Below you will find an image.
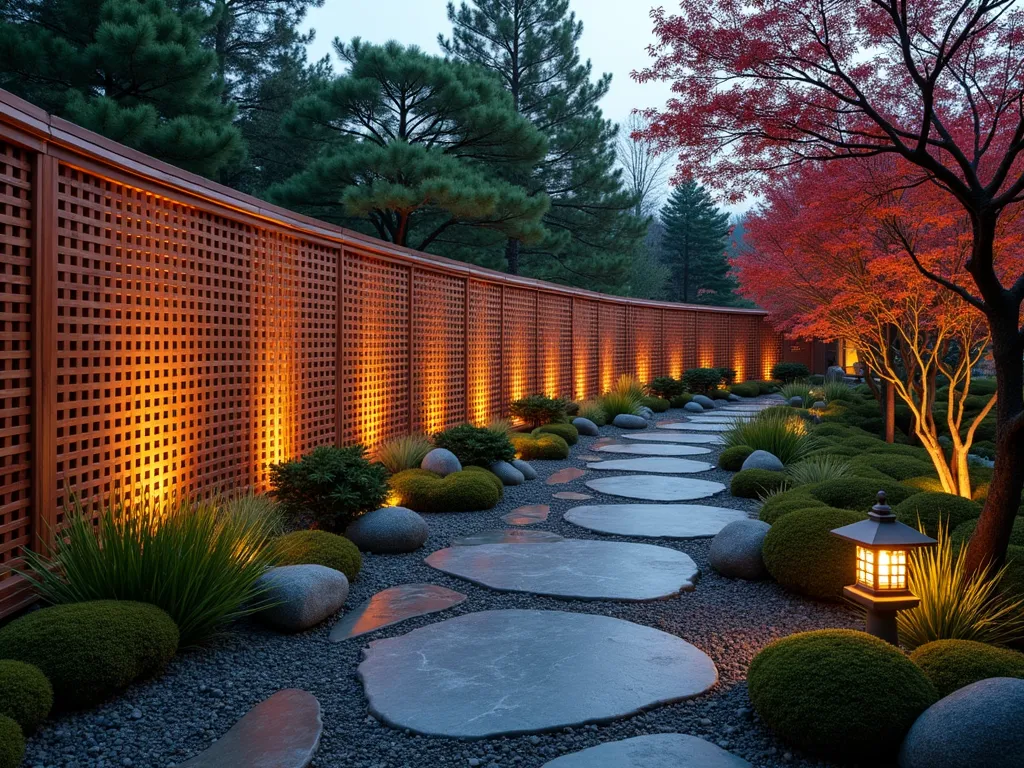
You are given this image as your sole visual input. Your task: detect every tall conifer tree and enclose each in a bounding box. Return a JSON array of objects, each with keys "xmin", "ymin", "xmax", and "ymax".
[{"xmin": 659, "ymin": 180, "xmax": 735, "ymax": 304}]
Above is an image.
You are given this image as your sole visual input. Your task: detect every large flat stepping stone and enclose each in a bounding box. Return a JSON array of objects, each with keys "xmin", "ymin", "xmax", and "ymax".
[
  {"xmin": 565, "ymin": 504, "xmax": 749, "ymax": 539},
  {"xmin": 656, "ymin": 422, "xmax": 732, "ymax": 432},
  {"xmin": 329, "ymin": 584, "xmax": 466, "ymax": 642},
  {"xmin": 622, "ymin": 433, "xmax": 724, "ymax": 444},
  {"xmin": 587, "ymin": 457, "xmax": 714, "ymax": 474},
  {"xmin": 454, "ymin": 529, "xmax": 564, "ymax": 546},
  {"xmin": 543, "ymin": 734, "xmax": 752, "ymax": 767},
  {"xmin": 357, "ymin": 609, "xmax": 718, "ymax": 738},
  {"xmin": 177, "ymin": 689, "xmax": 321, "ymax": 768},
  {"xmin": 502, "ymin": 504, "xmax": 550, "ymax": 525},
  {"xmin": 586, "ymin": 475, "xmax": 726, "ymax": 501},
  {"xmin": 546, "ymin": 467, "xmax": 587, "ymax": 485},
  {"xmin": 425, "ymin": 540, "xmax": 699, "ymax": 601},
  {"xmin": 596, "ymin": 442, "xmax": 712, "ymax": 456}
]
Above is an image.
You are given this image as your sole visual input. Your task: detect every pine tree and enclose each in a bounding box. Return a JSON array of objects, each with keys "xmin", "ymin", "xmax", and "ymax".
[
  {"xmin": 0, "ymin": 0, "xmax": 244, "ymax": 177},
  {"xmin": 659, "ymin": 181, "xmax": 735, "ymax": 305},
  {"xmin": 268, "ymin": 39, "xmax": 549, "ymax": 251},
  {"xmin": 440, "ymin": 0, "xmax": 644, "ymax": 289}
]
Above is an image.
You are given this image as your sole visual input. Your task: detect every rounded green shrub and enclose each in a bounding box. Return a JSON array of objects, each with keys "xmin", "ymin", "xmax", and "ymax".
[
  {"xmin": 758, "ymin": 488, "xmax": 824, "ymax": 524},
  {"xmin": 433, "ymin": 423, "xmax": 516, "ymax": 467},
  {"xmin": 0, "ymin": 660, "xmax": 52, "ymax": 733},
  {"xmin": 771, "ymin": 362, "xmax": 810, "ymax": 383},
  {"xmin": 951, "ymin": 516, "xmax": 1024, "ymax": 550},
  {"xmin": 647, "ymin": 376, "xmax": 685, "ymax": 400},
  {"xmin": 864, "ymin": 443, "xmax": 931, "ymax": 460},
  {"xmin": 641, "ymin": 396, "xmax": 670, "ymax": 412},
  {"xmin": 388, "ymin": 468, "xmax": 501, "ymax": 513},
  {"xmin": 533, "ymin": 422, "xmax": 579, "ymax": 445},
  {"xmin": 718, "ymin": 445, "xmax": 753, "ymax": 471},
  {"xmin": 808, "ymin": 477, "xmax": 918, "ymax": 512},
  {"xmin": 894, "ymin": 492, "xmax": 982, "ymax": 537},
  {"xmin": 730, "ymin": 469, "xmax": 790, "ymax": 499},
  {"xmin": 1002, "ymin": 545, "xmax": 1024, "ymax": 599},
  {"xmin": 910, "ymin": 639, "xmax": 1024, "ymax": 698},
  {"xmin": 763, "ymin": 507, "xmax": 865, "ymax": 599},
  {"xmin": 508, "ymin": 394, "xmax": 568, "ymax": 427},
  {"xmin": 904, "ymin": 475, "xmax": 946, "ymax": 494},
  {"xmin": 812, "ymin": 423, "xmax": 855, "ymax": 438},
  {"xmin": 0, "ymin": 601, "xmax": 178, "ymax": 710},
  {"xmin": 669, "ymin": 393, "xmax": 693, "ymax": 408},
  {"xmin": 277, "ymin": 529, "xmax": 362, "ymax": 581},
  {"xmin": 748, "ymin": 629, "xmax": 937, "ymax": 757},
  {"xmin": 710, "ymin": 388, "xmax": 732, "ymax": 400},
  {"xmin": 729, "ymin": 381, "xmax": 760, "ymax": 398},
  {"xmin": 510, "ymin": 432, "xmax": 570, "ymax": 460},
  {"xmin": 850, "ymin": 453, "xmax": 936, "ymax": 481},
  {"xmin": 463, "ymin": 465, "xmax": 504, "ymax": 497},
  {"xmin": 0, "ymin": 715, "xmax": 23, "ymax": 768}
]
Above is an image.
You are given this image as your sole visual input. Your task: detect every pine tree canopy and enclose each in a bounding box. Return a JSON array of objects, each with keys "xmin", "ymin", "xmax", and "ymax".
[
  {"xmin": 0, "ymin": 0, "xmax": 244, "ymax": 176},
  {"xmin": 268, "ymin": 38, "xmax": 549, "ymax": 251}
]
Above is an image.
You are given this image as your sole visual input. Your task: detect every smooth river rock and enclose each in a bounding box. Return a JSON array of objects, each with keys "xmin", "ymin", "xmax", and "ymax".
[
  {"xmin": 255, "ymin": 565, "xmax": 348, "ymax": 633},
  {"xmin": 587, "ymin": 457, "xmax": 715, "ymax": 474},
  {"xmin": 709, "ymin": 519, "xmax": 771, "ymax": 580},
  {"xmin": 357, "ymin": 609, "xmax": 718, "ymax": 738},
  {"xmin": 692, "ymin": 395, "xmax": 716, "ymax": 409},
  {"xmin": 490, "ymin": 460, "xmax": 525, "ymax": 486},
  {"xmin": 595, "ymin": 443, "xmax": 712, "ymax": 457},
  {"xmin": 683, "ymin": 401, "xmax": 704, "ymax": 413},
  {"xmin": 565, "ymin": 504, "xmax": 749, "ymax": 539},
  {"xmin": 586, "ymin": 475, "xmax": 726, "ymax": 502},
  {"xmin": 572, "ymin": 417, "xmax": 600, "ymax": 436},
  {"xmin": 329, "ymin": 584, "xmax": 466, "ymax": 642},
  {"xmin": 344, "ymin": 506, "xmax": 428, "ymax": 554},
  {"xmin": 740, "ymin": 450, "xmax": 784, "ymax": 472},
  {"xmin": 512, "ymin": 459, "xmax": 538, "ymax": 480},
  {"xmin": 613, "ymin": 413, "xmax": 648, "ymax": 429},
  {"xmin": 542, "ymin": 734, "xmax": 752, "ymax": 768},
  {"xmin": 453, "ymin": 529, "xmax": 565, "ymax": 546},
  {"xmin": 425, "ymin": 539, "xmax": 700, "ymax": 601},
  {"xmin": 421, "ymin": 448, "xmax": 462, "ymax": 476}
]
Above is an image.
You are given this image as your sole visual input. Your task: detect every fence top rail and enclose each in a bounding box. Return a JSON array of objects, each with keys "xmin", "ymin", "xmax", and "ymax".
[{"xmin": 0, "ymin": 87, "xmax": 767, "ymax": 317}]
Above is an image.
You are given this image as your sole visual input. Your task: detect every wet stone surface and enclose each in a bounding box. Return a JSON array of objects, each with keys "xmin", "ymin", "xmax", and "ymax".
[
  {"xmin": 452, "ymin": 529, "xmax": 565, "ymax": 546},
  {"xmin": 586, "ymin": 457, "xmax": 715, "ymax": 474},
  {"xmin": 541, "ymin": 734, "xmax": 752, "ymax": 768},
  {"xmin": 585, "ymin": 475, "xmax": 726, "ymax": 502},
  {"xmin": 620, "ymin": 433, "xmax": 724, "ymax": 444},
  {"xmin": 329, "ymin": 584, "xmax": 467, "ymax": 642},
  {"xmin": 564, "ymin": 504, "xmax": 750, "ymax": 540},
  {"xmin": 502, "ymin": 504, "xmax": 551, "ymax": 526},
  {"xmin": 595, "ymin": 443, "xmax": 713, "ymax": 456},
  {"xmin": 545, "ymin": 467, "xmax": 588, "ymax": 485}
]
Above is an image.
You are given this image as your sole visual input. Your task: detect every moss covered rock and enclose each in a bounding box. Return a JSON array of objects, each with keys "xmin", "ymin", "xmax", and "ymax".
[
  {"xmin": 808, "ymin": 477, "xmax": 918, "ymax": 512},
  {"xmin": 894, "ymin": 492, "xmax": 982, "ymax": 538},
  {"xmin": 277, "ymin": 529, "xmax": 362, "ymax": 581},
  {"xmin": 0, "ymin": 715, "xmax": 23, "ymax": 768},
  {"xmin": 730, "ymin": 469, "xmax": 790, "ymax": 499},
  {"xmin": 532, "ymin": 423, "xmax": 579, "ymax": 445},
  {"xmin": 910, "ymin": 639, "xmax": 1024, "ymax": 698},
  {"xmin": 510, "ymin": 432, "xmax": 570, "ymax": 460},
  {"xmin": 718, "ymin": 445, "xmax": 754, "ymax": 472},
  {"xmin": 0, "ymin": 660, "xmax": 52, "ymax": 733},
  {"xmin": 763, "ymin": 507, "xmax": 865, "ymax": 599},
  {"xmin": 388, "ymin": 468, "xmax": 501, "ymax": 513},
  {"xmin": 748, "ymin": 629, "xmax": 937, "ymax": 757}
]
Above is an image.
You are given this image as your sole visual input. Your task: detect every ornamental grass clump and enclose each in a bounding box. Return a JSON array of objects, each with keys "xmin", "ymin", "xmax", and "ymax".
[
  {"xmin": 821, "ymin": 380, "xmax": 855, "ymax": 402},
  {"xmin": 374, "ymin": 433, "xmax": 432, "ymax": 474},
  {"xmin": 18, "ymin": 493, "xmax": 281, "ymax": 646},
  {"xmin": 577, "ymin": 400, "xmax": 607, "ymax": 426},
  {"xmin": 786, "ymin": 454, "xmax": 853, "ymax": 486},
  {"xmin": 598, "ymin": 390, "xmax": 642, "ymax": 419},
  {"xmin": 778, "ymin": 381, "xmax": 813, "ymax": 406},
  {"xmin": 220, "ymin": 492, "xmax": 286, "ymax": 535},
  {"xmin": 723, "ymin": 409, "xmax": 813, "ymax": 466}
]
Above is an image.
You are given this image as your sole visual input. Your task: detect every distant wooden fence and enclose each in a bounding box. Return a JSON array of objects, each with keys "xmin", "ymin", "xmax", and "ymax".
[{"xmin": 0, "ymin": 89, "xmax": 782, "ymax": 615}]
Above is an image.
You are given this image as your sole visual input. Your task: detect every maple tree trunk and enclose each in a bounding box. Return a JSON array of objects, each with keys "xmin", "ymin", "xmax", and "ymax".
[{"xmin": 885, "ymin": 382, "xmax": 895, "ymax": 444}]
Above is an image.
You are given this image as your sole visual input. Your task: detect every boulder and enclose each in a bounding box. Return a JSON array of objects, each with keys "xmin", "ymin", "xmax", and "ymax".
[
  {"xmin": 421, "ymin": 448, "xmax": 462, "ymax": 476},
  {"xmin": 709, "ymin": 520, "xmax": 770, "ymax": 580},
  {"xmin": 728, "ymin": 393, "xmax": 742, "ymax": 402},
  {"xmin": 788, "ymin": 396, "xmax": 804, "ymax": 407},
  {"xmin": 489, "ymin": 461, "xmax": 525, "ymax": 486},
  {"xmin": 825, "ymin": 365, "xmax": 846, "ymax": 382},
  {"xmin": 812, "ymin": 400, "xmax": 827, "ymax": 409},
  {"xmin": 572, "ymin": 417, "xmax": 599, "ymax": 436},
  {"xmin": 637, "ymin": 406, "xmax": 655, "ymax": 420},
  {"xmin": 684, "ymin": 402, "xmax": 704, "ymax": 413},
  {"xmin": 613, "ymin": 413, "xmax": 648, "ymax": 430},
  {"xmin": 345, "ymin": 506, "xmax": 429, "ymax": 554},
  {"xmin": 899, "ymin": 677, "xmax": 1024, "ymax": 768},
  {"xmin": 712, "ymin": 399, "xmax": 729, "ymax": 409},
  {"xmin": 741, "ymin": 450, "xmax": 785, "ymax": 472},
  {"xmin": 692, "ymin": 395, "xmax": 715, "ymax": 409},
  {"xmin": 512, "ymin": 459, "xmax": 537, "ymax": 480},
  {"xmin": 255, "ymin": 565, "xmax": 348, "ymax": 632}
]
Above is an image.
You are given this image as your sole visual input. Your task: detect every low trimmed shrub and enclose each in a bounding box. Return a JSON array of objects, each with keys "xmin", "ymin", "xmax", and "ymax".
[
  {"xmin": 641, "ymin": 396, "xmax": 670, "ymax": 412},
  {"xmin": 718, "ymin": 368, "xmax": 737, "ymax": 386},
  {"xmin": 756, "ymin": 380, "xmax": 779, "ymax": 394},
  {"xmin": 952, "ymin": 517, "xmax": 1024, "ymax": 550},
  {"xmin": 910, "ymin": 639, "xmax": 1024, "ymax": 697},
  {"xmin": 387, "ymin": 469, "xmax": 501, "ymax": 513},
  {"xmin": 277, "ymin": 530, "xmax": 362, "ymax": 581},
  {"xmin": 904, "ymin": 474, "xmax": 946, "ymax": 494},
  {"xmin": 374, "ymin": 434, "xmax": 432, "ymax": 474},
  {"xmin": 771, "ymin": 362, "xmax": 810, "ymax": 383},
  {"xmin": 509, "ymin": 394, "xmax": 569, "ymax": 427},
  {"xmin": 758, "ymin": 488, "xmax": 824, "ymax": 524},
  {"xmin": 511, "ymin": 432, "xmax": 570, "ymax": 460},
  {"xmin": 534, "ymin": 422, "xmax": 579, "ymax": 445},
  {"xmin": 0, "ymin": 716, "xmax": 22, "ymax": 768},
  {"xmin": 669, "ymin": 393, "xmax": 693, "ymax": 408},
  {"xmin": 863, "ymin": 442, "xmax": 931, "ymax": 460},
  {"xmin": 464, "ymin": 465, "xmax": 504, "ymax": 497},
  {"xmin": 682, "ymin": 367, "xmax": 722, "ymax": 393},
  {"xmin": 0, "ymin": 601, "xmax": 179, "ymax": 709},
  {"xmin": 709, "ymin": 388, "xmax": 732, "ymax": 400},
  {"xmin": 763, "ymin": 507, "xmax": 866, "ymax": 598},
  {"xmin": 850, "ymin": 453, "xmax": 936, "ymax": 481},
  {"xmin": 647, "ymin": 376, "xmax": 685, "ymax": 400},
  {"xmin": 729, "ymin": 381, "xmax": 760, "ymax": 398},
  {"xmin": 731, "ymin": 469, "xmax": 790, "ymax": 499},
  {"xmin": 1004, "ymin": 545, "xmax": 1024, "ymax": 599},
  {"xmin": 747, "ymin": 629, "xmax": 937, "ymax": 758},
  {"xmin": 718, "ymin": 445, "xmax": 753, "ymax": 471},
  {"xmin": 894, "ymin": 492, "xmax": 982, "ymax": 538},
  {"xmin": 433, "ymin": 424, "xmax": 516, "ymax": 467},
  {"xmin": 810, "ymin": 423, "xmax": 855, "ymax": 438},
  {"xmin": 0, "ymin": 660, "xmax": 52, "ymax": 732},
  {"xmin": 808, "ymin": 477, "xmax": 918, "ymax": 512}
]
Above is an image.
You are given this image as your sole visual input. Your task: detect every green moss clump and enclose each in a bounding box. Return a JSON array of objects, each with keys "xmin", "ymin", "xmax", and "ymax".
[
  {"xmin": 718, "ymin": 445, "xmax": 754, "ymax": 471},
  {"xmin": 951, "ymin": 517, "xmax": 1024, "ymax": 550},
  {"xmin": 811, "ymin": 423, "xmax": 855, "ymax": 438},
  {"xmin": 709, "ymin": 388, "xmax": 732, "ymax": 400},
  {"xmin": 808, "ymin": 477, "xmax": 918, "ymax": 512},
  {"xmin": 850, "ymin": 454, "xmax": 936, "ymax": 481},
  {"xmin": 748, "ymin": 629, "xmax": 937, "ymax": 757},
  {"xmin": 463, "ymin": 465, "xmax": 504, "ymax": 497},
  {"xmin": 388, "ymin": 468, "xmax": 502, "ymax": 513},
  {"xmin": 904, "ymin": 475, "xmax": 946, "ymax": 494},
  {"xmin": 277, "ymin": 529, "xmax": 362, "ymax": 581},
  {"xmin": 758, "ymin": 488, "xmax": 824, "ymax": 524},
  {"xmin": 730, "ymin": 469, "xmax": 790, "ymax": 499},
  {"xmin": 893, "ymin": 492, "xmax": 982, "ymax": 538},
  {"xmin": 999, "ymin": 545, "xmax": 1024, "ymax": 599},
  {"xmin": 0, "ymin": 601, "xmax": 178, "ymax": 710},
  {"xmin": 669, "ymin": 393, "xmax": 693, "ymax": 407},
  {"xmin": 0, "ymin": 715, "xmax": 23, "ymax": 768},
  {"xmin": 864, "ymin": 443, "xmax": 931, "ymax": 460},
  {"xmin": 910, "ymin": 639, "xmax": 1024, "ymax": 698},
  {"xmin": 763, "ymin": 507, "xmax": 865, "ymax": 599},
  {"xmin": 0, "ymin": 660, "xmax": 52, "ymax": 733},
  {"xmin": 641, "ymin": 396, "xmax": 670, "ymax": 412},
  {"xmin": 730, "ymin": 382, "xmax": 760, "ymax": 398},
  {"xmin": 532, "ymin": 422, "xmax": 579, "ymax": 445},
  {"xmin": 510, "ymin": 432, "xmax": 570, "ymax": 460}
]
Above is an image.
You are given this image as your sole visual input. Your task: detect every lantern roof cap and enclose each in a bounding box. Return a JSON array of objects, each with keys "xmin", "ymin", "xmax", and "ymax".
[{"xmin": 831, "ymin": 491, "xmax": 936, "ymax": 547}]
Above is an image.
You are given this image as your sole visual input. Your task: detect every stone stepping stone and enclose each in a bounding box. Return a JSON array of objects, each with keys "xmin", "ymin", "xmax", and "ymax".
[
  {"xmin": 453, "ymin": 529, "xmax": 564, "ymax": 546},
  {"xmin": 552, "ymin": 491, "xmax": 592, "ymax": 500},
  {"xmin": 177, "ymin": 689, "xmax": 322, "ymax": 768},
  {"xmin": 425, "ymin": 540, "xmax": 699, "ymax": 601},
  {"xmin": 565, "ymin": 504, "xmax": 749, "ymax": 539},
  {"xmin": 329, "ymin": 584, "xmax": 467, "ymax": 642},
  {"xmin": 686, "ymin": 415, "xmax": 751, "ymax": 422},
  {"xmin": 621, "ymin": 433, "xmax": 723, "ymax": 445},
  {"xmin": 502, "ymin": 505, "xmax": 550, "ymax": 525},
  {"xmin": 357, "ymin": 609, "xmax": 718, "ymax": 738},
  {"xmin": 546, "ymin": 467, "xmax": 587, "ymax": 485},
  {"xmin": 577, "ymin": 454, "xmax": 603, "ymax": 461},
  {"xmin": 542, "ymin": 734, "xmax": 752, "ymax": 767},
  {"xmin": 586, "ymin": 475, "xmax": 726, "ymax": 501},
  {"xmin": 586, "ymin": 457, "xmax": 714, "ymax": 474},
  {"xmin": 657, "ymin": 423, "xmax": 732, "ymax": 432},
  {"xmin": 595, "ymin": 443, "xmax": 712, "ymax": 456}
]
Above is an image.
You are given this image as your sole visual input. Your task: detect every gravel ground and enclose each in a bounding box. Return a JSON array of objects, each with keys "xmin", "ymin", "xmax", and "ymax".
[{"xmin": 23, "ymin": 400, "xmax": 868, "ymax": 768}]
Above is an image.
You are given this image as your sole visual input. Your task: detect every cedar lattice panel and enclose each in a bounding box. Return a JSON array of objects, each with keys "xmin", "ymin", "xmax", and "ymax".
[
  {"xmin": 632, "ymin": 306, "xmax": 661, "ymax": 383},
  {"xmin": 696, "ymin": 311, "xmax": 730, "ymax": 369},
  {"xmin": 537, "ymin": 293, "xmax": 572, "ymax": 398},
  {"xmin": 598, "ymin": 303, "xmax": 627, "ymax": 392},
  {"xmin": 663, "ymin": 311, "xmax": 685, "ymax": 379},
  {"xmin": 0, "ymin": 142, "xmax": 32, "ymax": 576},
  {"xmin": 730, "ymin": 315, "xmax": 758, "ymax": 383},
  {"xmin": 467, "ymin": 280, "xmax": 502, "ymax": 425},
  {"xmin": 572, "ymin": 299, "xmax": 598, "ymax": 401},
  {"xmin": 411, "ymin": 269, "xmax": 465, "ymax": 435},
  {"xmin": 340, "ymin": 249, "xmax": 409, "ymax": 447},
  {"xmin": 759, "ymin": 320, "xmax": 783, "ymax": 379},
  {"xmin": 503, "ymin": 287, "xmax": 537, "ymax": 408}
]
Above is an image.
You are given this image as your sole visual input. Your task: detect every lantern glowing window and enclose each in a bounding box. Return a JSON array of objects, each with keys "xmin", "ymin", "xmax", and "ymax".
[{"xmin": 855, "ymin": 546, "xmax": 907, "ymax": 591}]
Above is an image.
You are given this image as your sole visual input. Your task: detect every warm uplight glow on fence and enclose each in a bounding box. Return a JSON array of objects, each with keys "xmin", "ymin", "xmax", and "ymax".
[
  {"xmin": 542, "ymin": 338, "xmax": 559, "ymax": 398},
  {"xmin": 733, "ymin": 353, "xmax": 746, "ymax": 385}
]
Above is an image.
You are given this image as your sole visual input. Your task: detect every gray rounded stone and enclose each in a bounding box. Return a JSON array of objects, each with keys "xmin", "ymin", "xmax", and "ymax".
[
  {"xmin": 709, "ymin": 520, "xmax": 771, "ymax": 580},
  {"xmin": 329, "ymin": 584, "xmax": 466, "ymax": 642},
  {"xmin": 788, "ymin": 396, "xmax": 804, "ymax": 407},
  {"xmin": 426, "ymin": 539, "xmax": 700, "ymax": 601},
  {"xmin": 596, "ymin": 442, "xmax": 712, "ymax": 456},
  {"xmin": 586, "ymin": 475, "xmax": 726, "ymax": 501},
  {"xmin": 357, "ymin": 609, "xmax": 718, "ymax": 738},
  {"xmin": 421, "ymin": 448, "xmax": 462, "ymax": 476},
  {"xmin": 255, "ymin": 565, "xmax": 349, "ymax": 633},
  {"xmin": 345, "ymin": 506, "xmax": 429, "ymax": 554},
  {"xmin": 683, "ymin": 401, "xmax": 704, "ymax": 413},
  {"xmin": 542, "ymin": 734, "xmax": 752, "ymax": 767},
  {"xmin": 512, "ymin": 459, "xmax": 537, "ymax": 479},
  {"xmin": 613, "ymin": 413, "xmax": 648, "ymax": 429},
  {"xmin": 565, "ymin": 504, "xmax": 748, "ymax": 539},
  {"xmin": 636, "ymin": 406, "xmax": 655, "ymax": 419},
  {"xmin": 812, "ymin": 400, "xmax": 827, "ymax": 409},
  {"xmin": 572, "ymin": 417, "xmax": 600, "ymax": 436},
  {"xmin": 826, "ymin": 365, "xmax": 846, "ymax": 382},
  {"xmin": 587, "ymin": 457, "xmax": 715, "ymax": 474},
  {"xmin": 489, "ymin": 460, "xmax": 525, "ymax": 486},
  {"xmin": 899, "ymin": 677, "xmax": 1024, "ymax": 768},
  {"xmin": 740, "ymin": 449, "xmax": 785, "ymax": 472},
  {"xmin": 692, "ymin": 395, "xmax": 716, "ymax": 409}
]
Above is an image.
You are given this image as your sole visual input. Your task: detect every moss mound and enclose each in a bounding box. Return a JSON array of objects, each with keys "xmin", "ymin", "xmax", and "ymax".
[
  {"xmin": 1001, "ymin": 545, "xmax": 1024, "ymax": 599},
  {"xmin": 910, "ymin": 639, "xmax": 1024, "ymax": 698},
  {"xmin": 0, "ymin": 715, "xmax": 23, "ymax": 768},
  {"xmin": 808, "ymin": 477, "xmax": 918, "ymax": 512},
  {"xmin": 894, "ymin": 492, "xmax": 982, "ymax": 538},
  {"xmin": 730, "ymin": 469, "xmax": 789, "ymax": 499},
  {"xmin": 463, "ymin": 465, "xmax": 504, "ymax": 496},
  {"xmin": 730, "ymin": 382, "xmax": 760, "ymax": 398},
  {"xmin": 904, "ymin": 475, "xmax": 946, "ymax": 494},
  {"xmin": 851, "ymin": 453, "xmax": 936, "ymax": 481},
  {"xmin": 748, "ymin": 629, "xmax": 937, "ymax": 758},
  {"xmin": 758, "ymin": 489, "xmax": 825, "ymax": 524},
  {"xmin": 951, "ymin": 517, "xmax": 1024, "ymax": 550},
  {"xmin": 0, "ymin": 601, "xmax": 178, "ymax": 710},
  {"xmin": 277, "ymin": 529, "xmax": 362, "ymax": 581},
  {"xmin": 811, "ymin": 423, "xmax": 855, "ymax": 438},
  {"xmin": 532, "ymin": 423, "xmax": 579, "ymax": 445},
  {"xmin": 0, "ymin": 660, "xmax": 52, "ymax": 733},
  {"xmin": 669, "ymin": 393, "xmax": 693, "ymax": 407},
  {"xmin": 864, "ymin": 443, "xmax": 931, "ymax": 460},
  {"xmin": 388, "ymin": 468, "xmax": 501, "ymax": 513},
  {"xmin": 510, "ymin": 432, "xmax": 570, "ymax": 460},
  {"xmin": 763, "ymin": 507, "xmax": 865, "ymax": 599},
  {"xmin": 718, "ymin": 445, "xmax": 754, "ymax": 471},
  {"xmin": 641, "ymin": 396, "xmax": 671, "ymax": 412}
]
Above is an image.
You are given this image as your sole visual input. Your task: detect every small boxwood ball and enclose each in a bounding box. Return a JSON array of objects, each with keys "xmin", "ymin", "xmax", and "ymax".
[
  {"xmin": 532, "ymin": 422, "xmax": 579, "ymax": 445},
  {"xmin": 730, "ymin": 469, "xmax": 789, "ymax": 499},
  {"xmin": 387, "ymin": 468, "xmax": 501, "ymax": 513},
  {"xmin": 510, "ymin": 432, "xmax": 570, "ymax": 460},
  {"xmin": 0, "ymin": 660, "xmax": 52, "ymax": 733},
  {"xmin": 758, "ymin": 488, "xmax": 825, "ymax": 524},
  {"xmin": 718, "ymin": 445, "xmax": 754, "ymax": 471},
  {"xmin": 0, "ymin": 715, "xmax": 23, "ymax": 768},
  {"xmin": 747, "ymin": 629, "xmax": 937, "ymax": 758},
  {"xmin": 893, "ymin": 492, "xmax": 982, "ymax": 538},
  {"xmin": 808, "ymin": 477, "xmax": 918, "ymax": 512},
  {"xmin": 763, "ymin": 507, "xmax": 865, "ymax": 599},
  {"xmin": 277, "ymin": 529, "xmax": 362, "ymax": 581},
  {"xmin": 0, "ymin": 601, "xmax": 178, "ymax": 710},
  {"xmin": 910, "ymin": 640, "xmax": 1024, "ymax": 698}
]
